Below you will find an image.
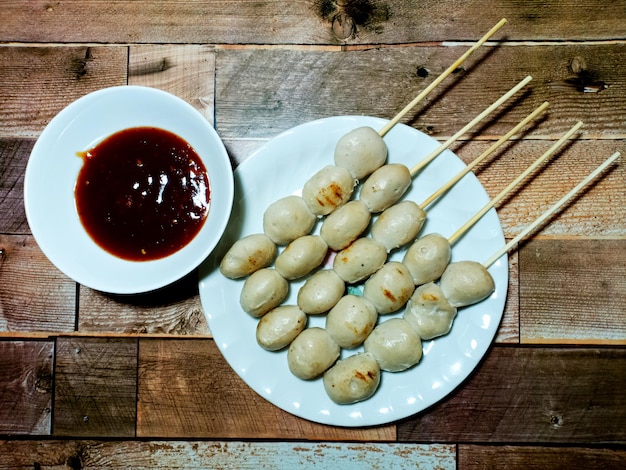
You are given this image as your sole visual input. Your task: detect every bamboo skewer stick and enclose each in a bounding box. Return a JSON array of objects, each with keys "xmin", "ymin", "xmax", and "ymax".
[
  {"xmin": 419, "ymin": 101, "xmax": 549, "ymax": 210},
  {"xmin": 483, "ymin": 151, "xmax": 621, "ymax": 268},
  {"xmin": 409, "ymin": 75, "xmax": 532, "ymax": 177},
  {"xmin": 378, "ymin": 18, "xmax": 508, "ymax": 137},
  {"xmin": 447, "ymin": 120, "xmax": 584, "ymax": 246}
]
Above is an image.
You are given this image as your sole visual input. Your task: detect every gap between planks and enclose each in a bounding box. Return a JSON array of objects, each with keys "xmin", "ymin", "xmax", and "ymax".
[
  {"xmin": 3, "ymin": 40, "xmax": 626, "ymax": 49},
  {"xmin": 0, "ymin": 331, "xmax": 213, "ymax": 339}
]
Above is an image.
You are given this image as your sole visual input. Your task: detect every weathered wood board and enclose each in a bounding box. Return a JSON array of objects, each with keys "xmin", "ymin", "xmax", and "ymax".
[{"xmin": 397, "ymin": 346, "xmax": 626, "ymax": 443}]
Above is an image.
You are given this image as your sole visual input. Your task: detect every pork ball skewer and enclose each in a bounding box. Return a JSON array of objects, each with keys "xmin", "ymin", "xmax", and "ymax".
[
  {"xmin": 249, "ymin": 100, "xmax": 547, "ymax": 338},
  {"xmin": 369, "ymin": 150, "xmax": 621, "ymax": 378},
  {"xmin": 405, "ymin": 150, "xmax": 621, "ymax": 342},
  {"xmin": 336, "ymin": 118, "xmax": 576, "ymax": 355},
  {"xmin": 373, "ymin": 120, "xmax": 583, "ymax": 316},
  {"xmin": 221, "ymin": 19, "xmax": 510, "ymax": 278},
  {"xmin": 333, "ymin": 97, "xmax": 546, "ymax": 287},
  {"xmin": 322, "ymin": 103, "xmax": 550, "ymax": 349},
  {"xmin": 284, "ymin": 81, "xmax": 536, "ymax": 317},
  {"xmin": 405, "ymin": 117, "xmax": 580, "ymax": 287},
  {"xmin": 267, "ymin": 19, "xmax": 509, "ymax": 243},
  {"xmin": 232, "ymin": 81, "xmax": 537, "ymax": 317},
  {"xmin": 323, "ymin": 151, "xmax": 622, "ymax": 404}
]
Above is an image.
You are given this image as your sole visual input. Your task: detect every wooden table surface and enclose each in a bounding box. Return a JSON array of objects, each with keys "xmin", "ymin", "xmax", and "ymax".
[{"xmin": 1, "ymin": 1, "xmax": 625, "ymax": 468}]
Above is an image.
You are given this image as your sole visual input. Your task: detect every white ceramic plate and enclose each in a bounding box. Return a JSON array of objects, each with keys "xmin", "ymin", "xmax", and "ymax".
[
  {"xmin": 25, "ymin": 86, "xmax": 234, "ymax": 294},
  {"xmin": 198, "ymin": 116, "xmax": 507, "ymax": 427}
]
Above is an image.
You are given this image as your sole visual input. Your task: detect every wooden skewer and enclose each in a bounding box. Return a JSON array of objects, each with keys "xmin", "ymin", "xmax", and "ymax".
[
  {"xmin": 378, "ymin": 18, "xmax": 508, "ymax": 137},
  {"xmin": 409, "ymin": 75, "xmax": 532, "ymax": 177},
  {"xmin": 447, "ymin": 120, "xmax": 584, "ymax": 246},
  {"xmin": 483, "ymin": 151, "xmax": 621, "ymax": 268},
  {"xmin": 419, "ymin": 101, "xmax": 550, "ymax": 210}
]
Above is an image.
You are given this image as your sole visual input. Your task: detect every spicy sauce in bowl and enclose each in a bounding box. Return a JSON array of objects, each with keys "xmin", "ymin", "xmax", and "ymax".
[
  {"xmin": 76, "ymin": 127, "xmax": 210, "ymax": 261},
  {"xmin": 24, "ymin": 86, "xmax": 233, "ymax": 294}
]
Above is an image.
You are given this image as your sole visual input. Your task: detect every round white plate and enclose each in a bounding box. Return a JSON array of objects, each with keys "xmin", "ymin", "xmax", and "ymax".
[
  {"xmin": 198, "ymin": 116, "xmax": 507, "ymax": 427},
  {"xmin": 24, "ymin": 86, "xmax": 234, "ymax": 294}
]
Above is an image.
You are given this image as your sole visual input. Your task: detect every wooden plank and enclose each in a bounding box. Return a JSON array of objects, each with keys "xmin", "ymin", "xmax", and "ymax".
[
  {"xmin": 0, "ymin": 340, "xmax": 53, "ymax": 435},
  {"xmin": 214, "ymin": 44, "xmax": 626, "ymax": 141},
  {"xmin": 459, "ymin": 445, "xmax": 626, "ymax": 470},
  {"xmin": 78, "ymin": 272, "xmax": 210, "ymax": 336},
  {"xmin": 397, "ymin": 346, "xmax": 626, "ymax": 443},
  {"xmin": 0, "ymin": 46, "xmax": 128, "ymax": 138},
  {"xmin": 53, "ymin": 337, "xmax": 137, "ymax": 437},
  {"xmin": 519, "ymin": 239, "xmax": 626, "ymax": 344},
  {"xmin": 137, "ymin": 338, "xmax": 395, "ymax": 440},
  {"xmin": 0, "ymin": 138, "xmax": 31, "ymax": 234},
  {"xmin": 128, "ymin": 45, "xmax": 216, "ymax": 126},
  {"xmin": 0, "ymin": 235, "xmax": 76, "ymax": 333},
  {"xmin": 454, "ymin": 140, "xmax": 626, "ymax": 239},
  {"xmin": 0, "ymin": 440, "xmax": 456, "ymax": 468},
  {"xmin": 2, "ymin": 1, "xmax": 625, "ymax": 44}
]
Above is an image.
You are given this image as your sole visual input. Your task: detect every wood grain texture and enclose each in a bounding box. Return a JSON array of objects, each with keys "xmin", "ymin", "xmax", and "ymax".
[
  {"xmin": 397, "ymin": 346, "xmax": 626, "ymax": 443},
  {"xmin": 0, "ymin": 138, "xmax": 31, "ymax": 234},
  {"xmin": 214, "ymin": 44, "xmax": 626, "ymax": 140},
  {"xmin": 0, "ymin": 440, "xmax": 455, "ymax": 468},
  {"xmin": 0, "ymin": 235, "xmax": 76, "ymax": 333},
  {"xmin": 0, "ymin": 46, "xmax": 128, "ymax": 138},
  {"xmin": 129, "ymin": 45, "xmax": 216, "ymax": 126},
  {"xmin": 519, "ymin": 239, "xmax": 626, "ymax": 344},
  {"xmin": 456, "ymin": 140, "xmax": 626, "ymax": 239},
  {"xmin": 137, "ymin": 338, "xmax": 395, "ymax": 440},
  {"xmin": 0, "ymin": 340, "xmax": 53, "ymax": 435},
  {"xmin": 2, "ymin": 0, "xmax": 625, "ymax": 44},
  {"xmin": 54, "ymin": 337, "xmax": 137, "ymax": 437},
  {"xmin": 459, "ymin": 445, "xmax": 626, "ymax": 470},
  {"xmin": 78, "ymin": 272, "xmax": 209, "ymax": 336}
]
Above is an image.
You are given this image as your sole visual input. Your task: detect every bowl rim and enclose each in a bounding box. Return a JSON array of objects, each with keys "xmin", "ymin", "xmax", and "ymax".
[{"xmin": 24, "ymin": 85, "xmax": 234, "ymax": 294}]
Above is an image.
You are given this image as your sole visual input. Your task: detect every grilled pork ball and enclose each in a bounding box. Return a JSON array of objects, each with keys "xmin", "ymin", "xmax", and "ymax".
[
  {"xmin": 333, "ymin": 126, "xmax": 387, "ymax": 180},
  {"xmin": 297, "ymin": 269, "xmax": 345, "ymax": 315},
  {"xmin": 364, "ymin": 318, "xmax": 422, "ymax": 372},
  {"xmin": 359, "ymin": 163, "xmax": 411, "ymax": 213},
  {"xmin": 287, "ymin": 327, "xmax": 340, "ymax": 380},
  {"xmin": 402, "ymin": 233, "xmax": 451, "ymax": 286},
  {"xmin": 439, "ymin": 260, "xmax": 495, "ymax": 307},
  {"xmin": 240, "ymin": 268, "xmax": 289, "ymax": 318},
  {"xmin": 371, "ymin": 200, "xmax": 426, "ymax": 252},
  {"xmin": 220, "ymin": 233, "xmax": 276, "ymax": 279},
  {"xmin": 275, "ymin": 235, "xmax": 328, "ymax": 280},
  {"xmin": 362, "ymin": 261, "xmax": 415, "ymax": 314},
  {"xmin": 323, "ymin": 353, "xmax": 381, "ymax": 405},
  {"xmin": 325, "ymin": 294, "xmax": 378, "ymax": 349},
  {"xmin": 333, "ymin": 238, "xmax": 387, "ymax": 284},
  {"xmin": 320, "ymin": 200, "xmax": 371, "ymax": 251},
  {"xmin": 256, "ymin": 305, "xmax": 307, "ymax": 351},
  {"xmin": 263, "ymin": 195, "xmax": 316, "ymax": 245},
  {"xmin": 403, "ymin": 282, "xmax": 457, "ymax": 340},
  {"xmin": 302, "ymin": 165, "xmax": 355, "ymax": 216}
]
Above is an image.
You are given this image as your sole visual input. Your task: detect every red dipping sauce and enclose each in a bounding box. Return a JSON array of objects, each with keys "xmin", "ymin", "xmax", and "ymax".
[{"xmin": 75, "ymin": 127, "xmax": 210, "ymax": 261}]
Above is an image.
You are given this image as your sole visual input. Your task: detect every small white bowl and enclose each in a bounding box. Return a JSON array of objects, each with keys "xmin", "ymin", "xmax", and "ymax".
[{"xmin": 24, "ymin": 86, "xmax": 234, "ymax": 294}]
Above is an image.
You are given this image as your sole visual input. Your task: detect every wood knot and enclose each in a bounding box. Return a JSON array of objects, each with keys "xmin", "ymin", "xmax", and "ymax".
[
  {"xmin": 35, "ymin": 372, "xmax": 53, "ymax": 394},
  {"xmin": 549, "ymin": 414, "xmax": 563, "ymax": 427},
  {"xmin": 332, "ymin": 13, "xmax": 356, "ymax": 40},
  {"xmin": 569, "ymin": 56, "xmax": 586, "ymax": 74},
  {"xmin": 316, "ymin": 0, "xmax": 389, "ymax": 41},
  {"xmin": 565, "ymin": 56, "xmax": 608, "ymax": 93},
  {"xmin": 416, "ymin": 66, "xmax": 430, "ymax": 78}
]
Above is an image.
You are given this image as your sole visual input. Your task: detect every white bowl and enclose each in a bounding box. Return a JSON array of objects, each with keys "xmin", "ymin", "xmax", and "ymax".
[{"xmin": 24, "ymin": 86, "xmax": 234, "ymax": 294}]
